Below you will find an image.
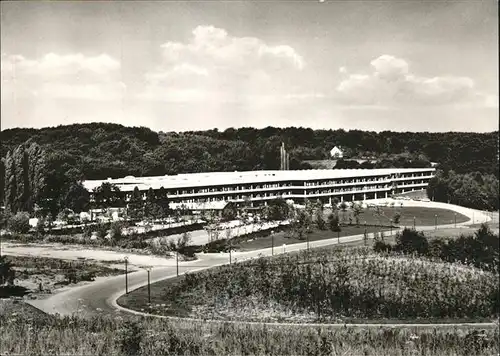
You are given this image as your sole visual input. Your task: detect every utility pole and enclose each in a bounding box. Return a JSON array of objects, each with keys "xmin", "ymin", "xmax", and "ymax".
[
  {"xmin": 435, "ymin": 214, "xmax": 437, "ymax": 230},
  {"xmin": 124, "ymin": 256, "xmax": 129, "ymax": 294},
  {"xmin": 454, "ymin": 213, "xmax": 457, "ymax": 228}
]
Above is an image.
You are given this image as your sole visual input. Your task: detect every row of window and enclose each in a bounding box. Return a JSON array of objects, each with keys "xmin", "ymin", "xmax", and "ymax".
[{"xmin": 120, "ymin": 175, "xmax": 433, "ymax": 198}]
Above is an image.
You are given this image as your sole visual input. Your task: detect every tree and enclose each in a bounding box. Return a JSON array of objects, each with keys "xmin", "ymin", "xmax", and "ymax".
[
  {"xmin": 128, "ymin": 187, "xmax": 144, "ymax": 221},
  {"xmin": 315, "ymin": 209, "xmax": 326, "ymax": 230},
  {"xmin": 7, "ymin": 212, "xmax": 30, "ymax": 234},
  {"xmin": 221, "ymin": 202, "xmax": 238, "ymax": 221},
  {"xmin": 93, "ymin": 182, "xmax": 123, "ymax": 209},
  {"xmin": 339, "ymin": 201, "xmax": 348, "ymax": 224},
  {"xmin": 291, "ymin": 208, "xmax": 312, "ymax": 239},
  {"xmin": 327, "ymin": 212, "xmax": 341, "ymax": 232},
  {"xmin": 144, "ymin": 188, "xmax": 162, "ymax": 222},
  {"xmin": 156, "ymin": 187, "xmax": 171, "ymax": 220},
  {"xmin": 351, "ymin": 201, "xmax": 363, "ymax": 226},
  {"xmin": 110, "ymin": 221, "xmax": 124, "ymax": 240},
  {"xmin": 392, "ymin": 212, "xmax": 401, "ymax": 225},
  {"xmin": 62, "ymin": 182, "xmax": 90, "ymax": 213},
  {"xmin": 265, "ymin": 198, "xmax": 290, "ymax": 221},
  {"xmin": 0, "ymin": 256, "xmax": 15, "ymax": 286},
  {"xmin": 394, "ymin": 228, "xmax": 429, "ymax": 255}
]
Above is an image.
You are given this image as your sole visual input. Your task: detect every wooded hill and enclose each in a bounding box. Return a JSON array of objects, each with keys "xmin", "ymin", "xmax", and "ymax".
[
  {"xmin": 1, "ymin": 123, "xmax": 498, "ymax": 215},
  {"xmin": 1, "ymin": 123, "xmax": 498, "ymax": 180}
]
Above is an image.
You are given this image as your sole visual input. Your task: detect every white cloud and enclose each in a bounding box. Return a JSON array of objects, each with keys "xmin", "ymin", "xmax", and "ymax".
[
  {"xmin": 141, "ymin": 25, "xmax": 305, "ymax": 103},
  {"xmin": 1, "ymin": 53, "xmax": 125, "ymax": 101},
  {"xmin": 336, "ymin": 54, "xmax": 493, "ymax": 107}
]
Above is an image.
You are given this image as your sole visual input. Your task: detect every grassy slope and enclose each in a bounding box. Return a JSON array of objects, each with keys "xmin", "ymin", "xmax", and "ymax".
[{"xmin": 119, "ymin": 244, "xmax": 498, "ymax": 324}]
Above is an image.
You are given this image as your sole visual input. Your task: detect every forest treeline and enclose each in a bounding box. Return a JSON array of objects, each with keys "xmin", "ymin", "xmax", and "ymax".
[{"xmin": 1, "ymin": 123, "xmax": 498, "ymax": 215}]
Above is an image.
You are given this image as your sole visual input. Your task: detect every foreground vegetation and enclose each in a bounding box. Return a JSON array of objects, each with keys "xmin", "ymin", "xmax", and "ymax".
[{"xmin": 0, "ymin": 302, "xmax": 498, "ymax": 356}]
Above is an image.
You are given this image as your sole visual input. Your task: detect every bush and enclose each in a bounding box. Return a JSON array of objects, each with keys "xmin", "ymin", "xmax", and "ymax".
[
  {"xmin": 7, "ymin": 212, "xmax": 30, "ymax": 234},
  {"xmin": 96, "ymin": 223, "xmax": 108, "ymax": 239},
  {"xmin": 110, "ymin": 221, "xmax": 124, "ymax": 240},
  {"xmin": 373, "ymin": 240, "xmax": 392, "ymax": 253},
  {"xmin": 394, "ymin": 228, "xmax": 429, "ymax": 255},
  {"xmin": 119, "ymin": 320, "xmax": 143, "ymax": 356}
]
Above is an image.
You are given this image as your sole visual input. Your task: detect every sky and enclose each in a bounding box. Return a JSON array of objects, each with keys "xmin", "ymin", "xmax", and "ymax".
[{"xmin": 1, "ymin": 0, "xmax": 498, "ymax": 133}]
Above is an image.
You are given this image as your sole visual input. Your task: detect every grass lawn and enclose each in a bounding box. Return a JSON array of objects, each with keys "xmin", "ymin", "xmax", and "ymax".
[
  {"xmin": 331, "ymin": 206, "xmax": 469, "ymax": 227},
  {"xmin": 234, "ymin": 225, "xmax": 391, "ymax": 251},
  {"xmin": 232, "ymin": 206, "xmax": 468, "ymax": 251}
]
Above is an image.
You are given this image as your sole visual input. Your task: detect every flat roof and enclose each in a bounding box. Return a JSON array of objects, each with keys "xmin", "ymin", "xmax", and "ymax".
[{"xmin": 83, "ymin": 168, "xmax": 435, "ymax": 192}]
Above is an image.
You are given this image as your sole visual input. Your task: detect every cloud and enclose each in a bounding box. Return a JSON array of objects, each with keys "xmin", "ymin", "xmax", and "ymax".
[
  {"xmin": 1, "ymin": 53, "xmax": 125, "ymax": 101},
  {"xmin": 336, "ymin": 55, "xmax": 493, "ymax": 107},
  {"xmin": 141, "ymin": 25, "xmax": 305, "ymax": 102}
]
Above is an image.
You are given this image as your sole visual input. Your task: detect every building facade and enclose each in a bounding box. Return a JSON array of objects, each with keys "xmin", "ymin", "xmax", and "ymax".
[{"xmin": 83, "ymin": 168, "xmax": 436, "ymax": 207}]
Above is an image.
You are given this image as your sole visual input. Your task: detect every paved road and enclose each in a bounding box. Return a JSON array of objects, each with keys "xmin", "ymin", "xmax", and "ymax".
[{"xmin": 27, "ymin": 201, "xmax": 494, "ymax": 319}]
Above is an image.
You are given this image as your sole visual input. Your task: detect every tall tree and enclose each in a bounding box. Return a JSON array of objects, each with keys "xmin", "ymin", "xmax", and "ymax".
[
  {"xmin": 128, "ymin": 187, "xmax": 144, "ymax": 221},
  {"xmin": 3, "ymin": 152, "xmax": 16, "ymax": 214},
  {"xmin": 93, "ymin": 182, "xmax": 123, "ymax": 209},
  {"xmin": 63, "ymin": 182, "xmax": 90, "ymax": 213},
  {"xmin": 156, "ymin": 187, "xmax": 171, "ymax": 220},
  {"xmin": 143, "ymin": 187, "xmax": 159, "ymax": 221}
]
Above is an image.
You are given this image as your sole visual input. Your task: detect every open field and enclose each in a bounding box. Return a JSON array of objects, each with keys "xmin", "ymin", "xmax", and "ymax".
[
  {"xmin": 0, "ymin": 303, "xmax": 498, "ymax": 356},
  {"xmin": 118, "ymin": 246, "xmax": 499, "ymax": 325}
]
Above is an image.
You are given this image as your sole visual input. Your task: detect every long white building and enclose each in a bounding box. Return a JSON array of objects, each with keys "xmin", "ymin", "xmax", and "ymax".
[{"xmin": 83, "ymin": 168, "xmax": 436, "ymax": 207}]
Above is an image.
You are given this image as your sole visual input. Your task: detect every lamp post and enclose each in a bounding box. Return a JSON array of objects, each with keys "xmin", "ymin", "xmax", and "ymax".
[
  {"xmin": 146, "ymin": 267, "xmax": 151, "ymax": 305},
  {"xmin": 176, "ymin": 250, "xmax": 179, "ymax": 276},
  {"xmin": 124, "ymin": 256, "xmax": 129, "ymax": 294}
]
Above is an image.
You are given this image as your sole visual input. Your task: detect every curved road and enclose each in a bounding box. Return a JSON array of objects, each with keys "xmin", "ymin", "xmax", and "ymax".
[{"xmin": 27, "ymin": 201, "xmax": 496, "ymax": 322}]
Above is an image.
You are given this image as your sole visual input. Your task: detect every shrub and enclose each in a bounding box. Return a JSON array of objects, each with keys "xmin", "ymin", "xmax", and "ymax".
[
  {"xmin": 7, "ymin": 212, "xmax": 30, "ymax": 234},
  {"xmin": 110, "ymin": 221, "xmax": 124, "ymax": 240},
  {"xmin": 394, "ymin": 228, "xmax": 429, "ymax": 255},
  {"xmin": 0, "ymin": 255, "xmax": 15, "ymax": 286},
  {"xmin": 373, "ymin": 240, "xmax": 392, "ymax": 253},
  {"xmin": 118, "ymin": 320, "xmax": 143, "ymax": 356},
  {"xmin": 96, "ymin": 223, "xmax": 108, "ymax": 239},
  {"xmin": 327, "ymin": 213, "xmax": 341, "ymax": 232}
]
